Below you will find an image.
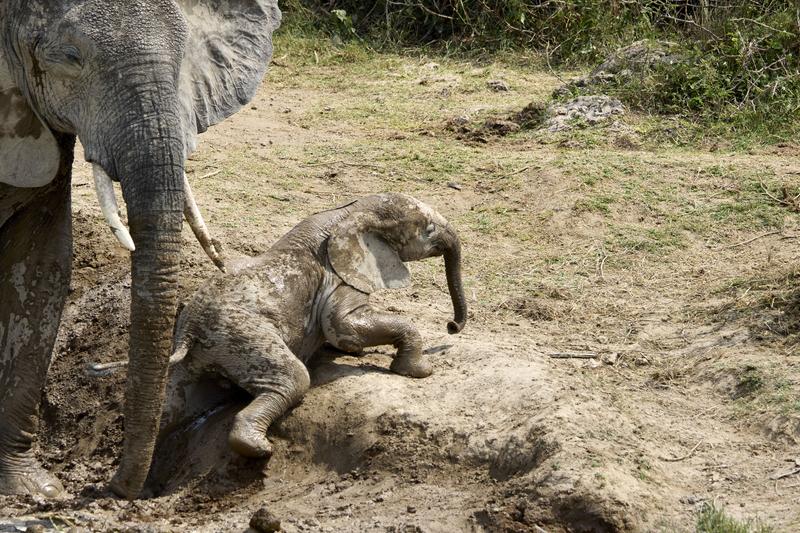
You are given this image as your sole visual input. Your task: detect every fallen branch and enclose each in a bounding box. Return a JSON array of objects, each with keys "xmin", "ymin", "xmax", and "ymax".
[
  {"xmin": 760, "ymin": 180, "xmax": 800, "ymax": 212},
  {"xmin": 718, "ymin": 231, "xmax": 781, "ymax": 249},
  {"xmin": 548, "ymin": 352, "xmax": 597, "ymax": 359},
  {"xmin": 659, "ymin": 440, "xmax": 703, "ymax": 462},
  {"xmin": 304, "ymin": 159, "xmax": 385, "ymax": 171},
  {"xmin": 769, "ymin": 459, "xmax": 800, "ymax": 480},
  {"xmin": 187, "ymin": 169, "xmax": 222, "ymax": 180},
  {"xmin": 770, "ymin": 467, "xmax": 800, "ymax": 480},
  {"xmin": 502, "ymin": 165, "xmax": 532, "ymax": 179}
]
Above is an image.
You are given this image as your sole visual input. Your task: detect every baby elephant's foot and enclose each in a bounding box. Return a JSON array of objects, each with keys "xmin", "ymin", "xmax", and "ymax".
[
  {"xmin": 390, "ymin": 354, "xmax": 433, "ymax": 378},
  {"xmin": 228, "ymin": 419, "xmax": 273, "ymax": 459}
]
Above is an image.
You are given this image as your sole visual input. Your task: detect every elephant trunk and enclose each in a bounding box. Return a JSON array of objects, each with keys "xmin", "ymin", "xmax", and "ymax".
[
  {"xmin": 442, "ymin": 227, "xmax": 467, "ymax": 334},
  {"xmin": 100, "ymin": 110, "xmax": 185, "ymax": 499}
]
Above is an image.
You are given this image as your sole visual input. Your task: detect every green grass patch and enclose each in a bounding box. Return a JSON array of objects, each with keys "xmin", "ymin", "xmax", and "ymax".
[{"xmin": 696, "ymin": 502, "xmax": 773, "ymax": 533}]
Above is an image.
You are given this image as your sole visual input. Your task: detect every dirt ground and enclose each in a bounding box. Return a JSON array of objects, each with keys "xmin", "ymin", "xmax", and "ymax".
[{"xmin": 2, "ymin": 33, "xmax": 800, "ymax": 532}]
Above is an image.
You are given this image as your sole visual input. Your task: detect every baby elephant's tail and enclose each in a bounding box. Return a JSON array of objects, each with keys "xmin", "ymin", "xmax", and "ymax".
[
  {"xmin": 169, "ymin": 304, "xmax": 195, "ymax": 366},
  {"xmin": 169, "ymin": 336, "xmax": 192, "ymax": 366},
  {"xmin": 85, "ymin": 340, "xmax": 192, "ymax": 377}
]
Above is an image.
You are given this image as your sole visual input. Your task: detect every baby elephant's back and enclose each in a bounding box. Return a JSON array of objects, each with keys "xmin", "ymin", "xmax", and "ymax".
[{"xmin": 179, "ymin": 251, "xmax": 323, "ymax": 355}]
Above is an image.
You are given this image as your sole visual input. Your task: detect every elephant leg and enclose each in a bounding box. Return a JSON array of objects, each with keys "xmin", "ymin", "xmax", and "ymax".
[
  {"xmin": 0, "ymin": 176, "xmax": 72, "ymax": 498},
  {"xmin": 220, "ymin": 330, "xmax": 310, "ymax": 459},
  {"xmin": 158, "ymin": 356, "xmax": 235, "ymax": 437},
  {"xmin": 327, "ymin": 307, "xmax": 431, "ymax": 378},
  {"xmin": 158, "ymin": 359, "xmax": 197, "ymax": 436}
]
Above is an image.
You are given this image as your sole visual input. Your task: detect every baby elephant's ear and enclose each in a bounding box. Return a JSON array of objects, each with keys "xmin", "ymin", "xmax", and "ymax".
[
  {"xmin": 328, "ymin": 212, "xmax": 411, "ymax": 294},
  {"xmin": 0, "ymin": 55, "xmax": 60, "ymax": 187}
]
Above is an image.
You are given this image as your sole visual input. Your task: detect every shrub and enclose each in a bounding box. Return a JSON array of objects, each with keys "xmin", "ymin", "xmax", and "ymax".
[{"xmin": 281, "ymin": 2, "xmax": 799, "ymax": 138}]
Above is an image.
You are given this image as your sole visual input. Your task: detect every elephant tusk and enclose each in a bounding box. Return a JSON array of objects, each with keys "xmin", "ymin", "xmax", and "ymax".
[
  {"xmin": 92, "ymin": 164, "xmax": 135, "ymax": 252},
  {"xmin": 85, "ymin": 360, "xmax": 129, "ymax": 377},
  {"xmin": 183, "ymin": 173, "xmax": 226, "ymax": 272}
]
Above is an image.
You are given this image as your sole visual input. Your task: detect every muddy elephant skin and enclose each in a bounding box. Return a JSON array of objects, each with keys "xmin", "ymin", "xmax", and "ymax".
[
  {"xmin": 157, "ymin": 193, "xmax": 468, "ymax": 459},
  {"xmin": 0, "ymin": 1, "xmax": 280, "ymax": 499}
]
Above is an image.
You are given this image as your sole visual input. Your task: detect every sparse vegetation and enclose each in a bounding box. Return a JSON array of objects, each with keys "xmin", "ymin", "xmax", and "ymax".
[
  {"xmin": 282, "ymin": 1, "xmax": 799, "ymax": 141},
  {"xmin": 696, "ymin": 502, "xmax": 773, "ymax": 533}
]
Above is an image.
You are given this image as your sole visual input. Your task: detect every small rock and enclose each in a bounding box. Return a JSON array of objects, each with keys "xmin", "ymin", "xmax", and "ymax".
[
  {"xmin": 487, "ymin": 80, "xmax": 510, "ymax": 92},
  {"xmin": 250, "ymin": 506, "xmax": 281, "ymax": 533},
  {"xmin": 545, "ymin": 95, "xmax": 624, "ymax": 132},
  {"xmin": 25, "ymin": 526, "xmax": 45, "ymax": 533},
  {"xmin": 445, "ymin": 115, "xmax": 470, "ymax": 131},
  {"xmin": 407, "ymin": 505, "xmax": 417, "ymax": 514},
  {"xmin": 482, "ymin": 118, "xmax": 520, "ymax": 136},
  {"xmin": 447, "ymin": 182, "xmax": 462, "ymax": 191},
  {"xmin": 601, "ymin": 352, "xmax": 619, "ymax": 365}
]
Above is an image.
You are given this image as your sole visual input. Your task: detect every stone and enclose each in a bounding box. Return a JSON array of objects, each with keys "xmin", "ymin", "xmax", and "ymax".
[
  {"xmin": 545, "ymin": 96, "xmax": 625, "ymax": 132},
  {"xmin": 250, "ymin": 506, "xmax": 281, "ymax": 533},
  {"xmin": 487, "ymin": 80, "xmax": 511, "ymax": 92}
]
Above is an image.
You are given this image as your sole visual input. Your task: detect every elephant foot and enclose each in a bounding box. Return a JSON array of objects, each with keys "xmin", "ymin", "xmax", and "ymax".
[
  {"xmin": 109, "ymin": 461, "xmax": 148, "ymax": 500},
  {"xmin": 228, "ymin": 423, "xmax": 273, "ymax": 459},
  {"xmin": 390, "ymin": 354, "xmax": 433, "ymax": 379},
  {"xmin": 0, "ymin": 458, "xmax": 65, "ymax": 499}
]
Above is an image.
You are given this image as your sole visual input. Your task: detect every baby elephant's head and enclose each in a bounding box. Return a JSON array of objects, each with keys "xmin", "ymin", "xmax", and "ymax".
[{"xmin": 327, "ymin": 193, "xmax": 467, "ymax": 334}]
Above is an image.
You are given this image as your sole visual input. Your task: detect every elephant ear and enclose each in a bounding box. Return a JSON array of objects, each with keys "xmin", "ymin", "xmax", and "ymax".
[
  {"xmin": 177, "ymin": 0, "xmax": 281, "ymax": 152},
  {"xmin": 0, "ymin": 53, "xmax": 60, "ymax": 187},
  {"xmin": 328, "ymin": 212, "xmax": 411, "ymax": 294}
]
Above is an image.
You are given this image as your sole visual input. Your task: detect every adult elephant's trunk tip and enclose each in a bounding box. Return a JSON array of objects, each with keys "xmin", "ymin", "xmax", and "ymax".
[
  {"xmin": 443, "ymin": 227, "xmax": 467, "ymax": 335},
  {"xmin": 447, "ymin": 319, "xmax": 465, "ymax": 335}
]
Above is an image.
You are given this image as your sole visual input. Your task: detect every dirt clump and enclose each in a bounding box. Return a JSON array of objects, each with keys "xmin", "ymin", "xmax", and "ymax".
[
  {"xmin": 445, "ymin": 96, "xmax": 622, "ymax": 140},
  {"xmin": 496, "ymin": 296, "xmax": 559, "ymax": 322},
  {"xmin": 487, "ymin": 79, "xmax": 511, "ymax": 92}
]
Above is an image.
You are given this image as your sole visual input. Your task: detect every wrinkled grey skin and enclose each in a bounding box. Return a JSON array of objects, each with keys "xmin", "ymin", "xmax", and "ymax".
[
  {"xmin": 0, "ymin": 1, "xmax": 280, "ymax": 499},
  {"xmin": 157, "ymin": 193, "xmax": 467, "ymax": 459}
]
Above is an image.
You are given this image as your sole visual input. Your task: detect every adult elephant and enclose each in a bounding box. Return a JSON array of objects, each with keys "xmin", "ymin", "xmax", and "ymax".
[{"xmin": 0, "ymin": 0, "xmax": 281, "ymax": 500}]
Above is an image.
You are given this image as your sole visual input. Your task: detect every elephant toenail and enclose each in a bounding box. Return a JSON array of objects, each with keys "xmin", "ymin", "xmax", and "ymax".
[{"xmin": 40, "ymin": 483, "xmax": 61, "ymax": 498}]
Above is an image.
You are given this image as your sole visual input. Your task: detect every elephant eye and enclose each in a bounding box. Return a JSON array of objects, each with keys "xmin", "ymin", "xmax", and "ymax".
[{"xmin": 61, "ymin": 45, "xmax": 83, "ymax": 67}]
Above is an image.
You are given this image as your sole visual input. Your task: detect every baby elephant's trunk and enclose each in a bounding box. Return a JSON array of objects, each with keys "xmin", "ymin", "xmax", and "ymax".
[{"xmin": 443, "ymin": 227, "xmax": 467, "ymax": 334}]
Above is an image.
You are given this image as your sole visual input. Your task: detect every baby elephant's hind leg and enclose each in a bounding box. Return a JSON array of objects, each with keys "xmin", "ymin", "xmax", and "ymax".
[{"xmin": 226, "ymin": 336, "xmax": 310, "ymax": 458}]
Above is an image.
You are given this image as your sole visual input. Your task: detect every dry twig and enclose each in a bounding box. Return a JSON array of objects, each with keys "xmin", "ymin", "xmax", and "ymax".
[
  {"xmin": 304, "ymin": 159, "xmax": 385, "ymax": 171},
  {"xmin": 548, "ymin": 352, "xmax": 598, "ymax": 359},
  {"xmin": 659, "ymin": 440, "xmax": 704, "ymax": 462},
  {"xmin": 596, "ymin": 246, "xmax": 609, "ymax": 282},
  {"xmin": 718, "ymin": 231, "xmax": 781, "ymax": 249},
  {"xmin": 198, "ymin": 169, "xmax": 222, "ymax": 180}
]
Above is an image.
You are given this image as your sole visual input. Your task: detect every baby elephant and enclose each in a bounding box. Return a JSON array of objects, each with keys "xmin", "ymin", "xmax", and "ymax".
[{"xmin": 97, "ymin": 193, "xmax": 467, "ymax": 460}]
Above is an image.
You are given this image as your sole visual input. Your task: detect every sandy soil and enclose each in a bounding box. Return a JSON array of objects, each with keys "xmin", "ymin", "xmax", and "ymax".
[{"xmin": 1, "ymin": 37, "xmax": 800, "ymax": 532}]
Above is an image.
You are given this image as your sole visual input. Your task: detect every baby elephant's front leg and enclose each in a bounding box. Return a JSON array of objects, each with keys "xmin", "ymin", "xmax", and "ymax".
[{"xmin": 332, "ymin": 307, "xmax": 432, "ymax": 378}]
